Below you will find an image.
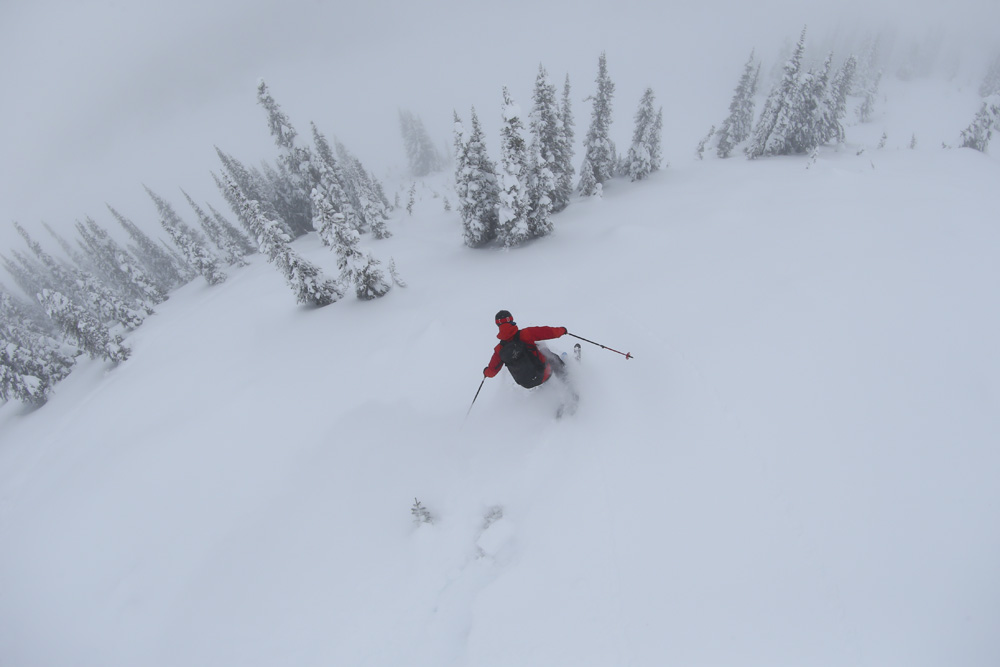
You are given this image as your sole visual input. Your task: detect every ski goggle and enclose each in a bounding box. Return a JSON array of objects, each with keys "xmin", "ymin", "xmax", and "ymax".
[{"xmin": 496, "ymin": 315, "xmax": 515, "ymax": 326}]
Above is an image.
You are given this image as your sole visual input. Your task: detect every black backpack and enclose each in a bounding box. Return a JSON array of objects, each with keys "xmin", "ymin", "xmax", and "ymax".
[{"xmin": 498, "ymin": 332, "xmax": 547, "ymax": 388}]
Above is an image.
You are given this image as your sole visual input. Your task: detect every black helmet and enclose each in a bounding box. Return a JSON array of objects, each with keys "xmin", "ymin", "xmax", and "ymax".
[{"xmin": 495, "ymin": 310, "xmax": 514, "ymax": 326}]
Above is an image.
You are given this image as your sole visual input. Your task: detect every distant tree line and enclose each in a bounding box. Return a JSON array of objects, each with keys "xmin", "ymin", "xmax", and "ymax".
[
  {"xmin": 453, "ymin": 53, "xmax": 664, "ymax": 249},
  {"xmin": 6, "ymin": 36, "xmax": 999, "ymax": 407},
  {"xmin": 2, "ymin": 79, "xmax": 400, "ymax": 406}
]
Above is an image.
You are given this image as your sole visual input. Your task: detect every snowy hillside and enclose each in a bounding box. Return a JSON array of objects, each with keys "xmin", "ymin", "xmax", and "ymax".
[{"xmin": 2, "ymin": 75, "xmax": 1000, "ymax": 666}]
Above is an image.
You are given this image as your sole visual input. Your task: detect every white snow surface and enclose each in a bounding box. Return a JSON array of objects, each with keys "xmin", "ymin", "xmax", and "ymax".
[{"xmin": 2, "ymin": 78, "xmax": 1000, "ymax": 666}]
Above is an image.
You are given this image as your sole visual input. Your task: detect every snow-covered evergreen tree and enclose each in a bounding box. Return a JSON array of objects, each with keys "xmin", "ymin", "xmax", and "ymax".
[
  {"xmin": 43, "ymin": 222, "xmax": 91, "ymax": 270},
  {"xmin": 108, "ymin": 205, "xmax": 190, "ymax": 292},
  {"xmin": 555, "ymin": 75, "xmax": 576, "ymax": 211},
  {"xmin": 353, "ymin": 252, "xmax": 391, "ymax": 301},
  {"xmin": 37, "ymin": 288, "xmax": 129, "ymax": 363},
  {"xmin": 406, "ymin": 183, "xmax": 416, "ymax": 215},
  {"xmin": 960, "ymin": 95, "xmax": 1000, "ymax": 151},
  {"xmin": 529, "ymin": 65, "xmax": 563, "ymax": 219},
  {"xmin": 577, "ymin": 158, "xmax": 600, "ymax": 198},
  {"xmin": 309, "ymin": 124, "xmax": 363, "ymax": 233},
  {"xmin": 716, "ymin": 51, "xmax": 760, "ymax": 158},
  {"xmin": 789, "ymin": 53, "xmax": 835, "ymax": 154},
  {"xmin": 496, "ymin": 87, "xmax": 531, "ymax": 249},
  {"xmin": 980, "ymin": 53, "xmax": 1000, "ymax": 98},
  {"xmin": 2, "ymin": 251, "xmax": 54, "ymax": 306},
  {"xmin": 0, "ymin": 289, "xmax": 76, "ymax": 405},
  {"xmin": 208, "ymin": 203, "xmax": 256, "ymax": 257},
  {"xmin": 626, "ymin": 88, "xmax": 662, "ymax": 181},
  {"xmin": 213, "ymin": 148, "xmax": 291, "ymax": 241},
  {"xmin": 315, "ymin": 202, "xmax": 389, "ymax": 301},
  {"xmin": 76, "ymin": 217, "xmax": 165, "ymax": 308},
  {"xmin": 453, "ymin": 111, "xmax": 470, "ymax": 221},
  {"xmin": 145, "ymin": 187, "xmax": 227, "ymax": 286},
  {"xmin": 828, "ymin": 55, "xmax": 857, "ymax": 144},
  {"xmin": 747, "ymin": 27, "xmax": 808, "ymax": 159},
  {"xmin": 256, "ymin": 80, "xmax": 314, "ymax": 236},
  {"xmin": 11, "ymin": 224, "xmax": 76, "ymax": 295},
  {"xmin": 857, "ymin": 69, "xmax": 882, "ymax": 123},
  {"xmin": 526, "ymin": 140, "xmax": 554, "ymax": 238},
  {"xmin": 399, "ymin": 109, "xmax": 445, "ymax": 177},
  {"xmin": 579, "ymin": 52, "xmax": 616, "ymax": 193},
  {"xmin": 459, "ymin": 108, "xmax": 500, "ymax": 248},
  {"xmin": 15, "ymin": 222, "xmax": 147, "ymax": 331},
  {"xmin": 224, "ymin": 174, "xmax": 341, "ymax": 306},
  {"xmin": 696, "ymin": 126, "xmax": 716, "ymax": 160},
  {"xmin": 334, "ymin": 141, "xmax": 392, "ymax": 239},
  {"xmin": 182, "ymin": 190, "xmax": 249, "ymax": 268}
]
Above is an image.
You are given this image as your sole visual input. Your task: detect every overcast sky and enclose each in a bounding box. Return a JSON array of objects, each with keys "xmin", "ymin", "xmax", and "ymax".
[{"xmin": 1, "ymin": 0, "xmax": 997, "ymax": 257}]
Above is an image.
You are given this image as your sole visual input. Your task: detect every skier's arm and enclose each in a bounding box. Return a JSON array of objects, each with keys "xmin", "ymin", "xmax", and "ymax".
[
  {"xmin": 484, "ymin": 346, "xmax": 504, "ymax": 378},
  {"xmin": 518, "ymin": 326, "xmax": 568, "ymax": 344}
]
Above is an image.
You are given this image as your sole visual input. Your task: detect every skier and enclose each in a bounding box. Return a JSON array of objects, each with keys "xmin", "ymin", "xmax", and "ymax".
[{"xmin": 483, "ymin": 310, "xmax": 569, "ymax": 388}]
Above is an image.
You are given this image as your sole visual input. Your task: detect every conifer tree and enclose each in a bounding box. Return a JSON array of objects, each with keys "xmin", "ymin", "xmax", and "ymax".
[
  {"xmin": 453, "ymin": 111, "xmax": 471, "ymax": 223},
  {"xmin": 529, "ymin": 65, "xmax": 563, "ymax": 218},
  {"xmin": 15, "ymin": 222, "xmax": 146, "ymax": 331},
  {"xmin": 108, "ymin": 205, "xmax": 190, "ymax": 291},
  {"xmin": 747, "ymin": 27, "xmax": 808, "ymax": 159},
  {"xmin": 960, "ymin": 95, "xmax": 1000, "ymax": 151},
  {"xmin": 309, "ymin": 124, "xmax": 363, "ymax": 233},
  {"xmin": 626, "ymin": 88, "xmax": 662, "ymax": 181},
  {"xmin": 224, "ymin": 174, "xmax": 342, "ymax": 306},
  {"xmin": 77, "ymin": 217, "xmax": 165, "ymax": 308},
  {"xmin": 496, "ymin": 87, "xmax": 531, "ymax": 248},
  {"xmin": 851, "ymin": 37, "xmax": 881, "ymax": 96},
  {"xmin": 980, "ymin": 53, "xmax": 1000, "ymax": 98},
  {"xmin": 696, "ymin": 126, "xmax": 716, "ymax": 160},
  {"xmin": 0, "ymin": 289, "xmax": 76, "ymax": 405},
  {"xmin": 313, "ymin": 198, "xmax": 389, "ymax": 301},
  {"xmin": 182, "ymin": 190, "xmax": 249, "ymax": 268},
  {"xmin": 145, "ymin": 187, "xmax": 227, "ymax": 286},
  {"xmin": 789, "ymin": 53, "xmax": 835, "ymax": 154},
  {"xmin": 334, "ymin": 141, "xmax": 392, "ymax": 239},
  {"xmin": 579, "ymin": 52, "xmax": 616, "ymax": 193},
  {"xmin": 406, "ymin": 183, "xmax": 416, "ymax": 215},
  {"xmin": 43, "ymin": 222, "xmax": 91, "ymax": 270},
  {"xmin": 526, "ymin": 140, "xmax": 554, "ymax": 238},
  {"xmin": 459, "ymin": 108, "xmax": 500, "ymax": 248},
  {"xmin": 828, "ymin": 56, "xmax": 857, "ymax": 144},
  {"xmin": 213, "ymin": 148, "xmax": 291, "ymax": 239},
  {"xmin": 353, "ymin": 252, "xmax": 392, "ymax": 301},
  {"xmin": 256, "ymin": 80, "xmax": 314, "ymax": 235},
  {"xmin": 399, "ymin": 109, "xmax": 445, "ymax": 177},
  {"xmin": 12, "ymin": 224, "xmax": 77, "ymax": 297},
  {"xmin": 857, "ymin": 70, "xmax": 882, "ymax": 123},
  {"xmin": 2, "ymin": 251, "xmax": 53, "ymax": 306},
  {"xmin": 716, "ymin": 51, "xmax": 760, "ymax": 158},
  {"xmin": 555, "ymin": 75, "xmax": 576, "ymax": 210},
  {"xmin": 208, "ymin": 203, "xmax": 256, "ymax": 257},
  {"xmin": 37, "ymin": 288, "xmax": 130, "ymax": 363},
  {"xmin": 577, "ymin": 158, "xmax": 600, "ymax": 198}
]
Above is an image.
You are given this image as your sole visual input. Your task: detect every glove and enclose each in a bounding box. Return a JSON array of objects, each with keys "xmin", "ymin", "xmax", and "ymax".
[{"xmin": 560, "ymin": 327, "xmax": 568, "ymax": 336}]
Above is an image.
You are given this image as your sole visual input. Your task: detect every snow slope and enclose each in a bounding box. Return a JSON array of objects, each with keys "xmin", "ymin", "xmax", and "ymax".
[{"xmin": 2, "ymin": 77, "xmax": 999, "ymax": 666}]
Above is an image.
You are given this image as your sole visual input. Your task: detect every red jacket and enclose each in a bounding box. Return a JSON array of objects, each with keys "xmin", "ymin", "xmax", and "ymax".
[{"xmin": 484, "ymin": 324, "xmax": 567, "ymax": 380}]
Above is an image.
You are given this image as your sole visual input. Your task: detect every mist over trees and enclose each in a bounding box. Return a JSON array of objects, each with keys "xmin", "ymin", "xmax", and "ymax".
[
  {"xmin": 4, "ymin": 26, "xmax": 999, "ymax": 405},
  {"xmin": 400, "ymin": 109, "xmax": 446, "ymax": 177}
]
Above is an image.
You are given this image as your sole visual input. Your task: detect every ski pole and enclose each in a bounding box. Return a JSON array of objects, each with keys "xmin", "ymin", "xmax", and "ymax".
[
  {"xmin": 567, "ymin": 333, "xmax": 633, "ymax": 360},
  {"xmin": 466, "ymin": 378, "xmax": 486, "ymax": 418}
]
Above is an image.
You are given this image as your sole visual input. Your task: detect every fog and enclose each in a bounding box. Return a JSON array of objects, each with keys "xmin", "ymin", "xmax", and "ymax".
[{"xmin": 1, "ymin": 0, "xmax": 997, "ymax": 256}]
